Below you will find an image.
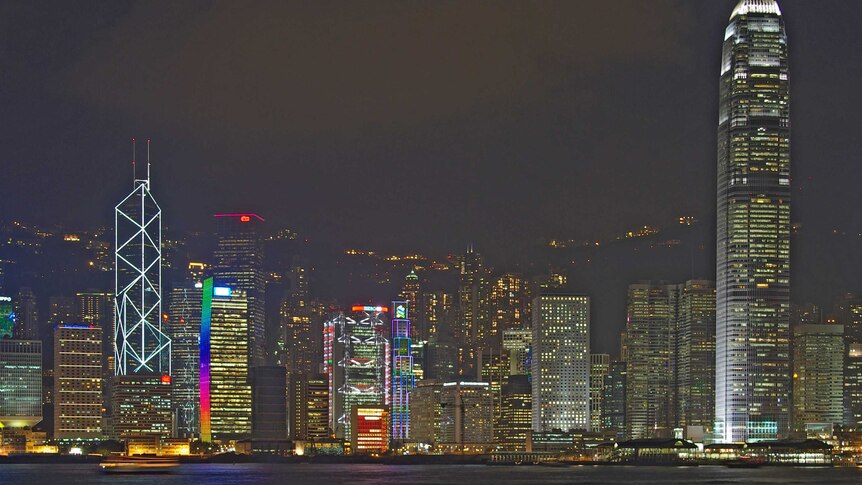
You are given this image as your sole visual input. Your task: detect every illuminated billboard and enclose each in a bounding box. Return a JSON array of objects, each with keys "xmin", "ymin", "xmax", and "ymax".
[{"xmin": 0, "ymin": 296, "xmax": 14, "ymax": 339}]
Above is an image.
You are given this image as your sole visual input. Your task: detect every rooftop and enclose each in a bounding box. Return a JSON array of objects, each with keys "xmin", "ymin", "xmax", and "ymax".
[{"xmin": 731, "ymin": 0, "xmax": 782, "ymax": 20}]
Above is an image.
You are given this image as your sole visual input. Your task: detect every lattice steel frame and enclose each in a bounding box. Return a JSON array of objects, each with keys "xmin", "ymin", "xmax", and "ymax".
[{"xmin": 114, "ymin": 177, "xmax": 170, "ymax": 376}]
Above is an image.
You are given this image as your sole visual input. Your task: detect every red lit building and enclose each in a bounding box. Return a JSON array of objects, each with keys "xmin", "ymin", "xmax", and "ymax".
[{"xmin": 351, "ymin": 406, "xmax": 389, "ymax": 454}]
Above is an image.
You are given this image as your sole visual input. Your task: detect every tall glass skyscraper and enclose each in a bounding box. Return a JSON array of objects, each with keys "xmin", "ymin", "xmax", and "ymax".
[
  {"xmin": 716, "ymin": 0, "xmax": 791, "ymax": 443},
  {"xmin": 114, "ymin": 162, "xmax": 170, "ymax": 376}
]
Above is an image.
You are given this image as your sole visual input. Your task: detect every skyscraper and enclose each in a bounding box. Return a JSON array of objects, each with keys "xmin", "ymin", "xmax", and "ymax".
[
  {"xmin": 250, "ymin": 366, "xmax": 287, "ymax": 441},
  {"xmin": 13, "ymin": 288, "xmax": 39, "ymax": 340},
  {"xmin": 590, "ymin": 353, "xmax": 610, "ymax": 432},
  {"xmin": 114, "ymin": 161, "xmax": 170, "ymax": 376},
  {"xmin": 53, "ymin": 324, "xmax": 102, "ymax": 440},
  {"xmin": 0, "ymin": 340, "xmax": 42, "ymax": 429},
  {"xmin": 325, "ymin": 306, "xmax": 389, "ymax": 441},
  {"xmin": 791, "ymin": 323, "xmax": 844, "ymax": 430},
  {"xmin": 716, "ymin": 0, "xmax": 791, "ymax": 443},
  {"xmin": 531, "ymin": 294, "xmax": 590, "ymax": 432},
  {"xmin": 676, "ymin": 280, "xmax": 716, "ymax": 434},
  {"xmin": 601, "ymin": 360, "xmax": 627, "ymax": 437},
  {"xmin": 625, "ymin": 283, "xmax": 677, "ymax": 439},
  {"xmin": 390, "ymin": 301, "xmax": 414, "ymax": 443},
  {"xmin": 166, "ymin": 285, "xmax": 203, "ymax": 438},
  {"xmin": 497, "ymin": 374, "xmax": 532, "ymax": 451},
  {"xmin": 489, "ymin": 273, "xmax": 531, "ymax": 347},
  {"xmin": 399, "ymin": 271, "xmax": 421, "ymax": 339},
  {"xmin": 199, "ymin": 278, "xmax": 252, "ymax": 441},
  {"xmin": 213, "ymin": 213, "xmax": 266, "ymax": 367}
]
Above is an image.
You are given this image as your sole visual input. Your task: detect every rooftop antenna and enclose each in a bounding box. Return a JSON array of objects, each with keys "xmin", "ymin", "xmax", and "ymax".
[
  {"xmin": 131, "ymin": 137, "xmax": 137, "ymax": 185},
  {"xmin": 147, "ymin": 138, "xmax": 151, "ymax": 182}
]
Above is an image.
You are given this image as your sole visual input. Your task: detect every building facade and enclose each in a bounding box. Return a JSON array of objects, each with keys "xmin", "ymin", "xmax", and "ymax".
[
  {"xmin": 0, "ymin": 340, "xmax": 42, "ymax": 429},
  {"xmin": 792, "ymin": 323, "xmax": 844, "ymax": 429},
  {"xmin": 166, "ymin": 285, "xmax": 203, "ymax": 438},
  {"xmin": 114, "ymin": 167, "xmax": 170, "ymax": 376},
  {"xmin": 250, "ymin": 366, "xmax": 287, "ymax": 440},
  {"xmin": 200, "ymin": 278, "xmax": 252, "ymax": 441},
  {"xmin": 715, "ymin": 0, "xmax": 791, "ymax": 442},
  {"xmin": 497, "ymin": 374, "xmax": 532, "ymax": 451},
  {"xmin": 676, "ymin": 281, "xmax": 716, "ymax": 433},
  {"xmin": 532, "ymin": 294, "xmax": 590, "ymax": 432},
  {"xmin": 213, "ymin": 213, "xmax": 266, "ymax": 367},
  {"xmin": 54, "ymin": 325, "xmax": 102, "ymax": 440},
  {"xmin": 590, "ymin": 354, "xmax": 610, "ymax": 432}
]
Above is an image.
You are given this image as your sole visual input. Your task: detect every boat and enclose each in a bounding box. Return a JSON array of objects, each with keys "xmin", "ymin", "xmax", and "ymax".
[{"xmin": 99, "ymin": 456, "xmax": 179, "ymax": 474}]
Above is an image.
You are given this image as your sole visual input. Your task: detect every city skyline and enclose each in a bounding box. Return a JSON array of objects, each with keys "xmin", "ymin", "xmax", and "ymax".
[{"xmin": 4, "ymin": 0, "xmax": 862, "ymax": 475}]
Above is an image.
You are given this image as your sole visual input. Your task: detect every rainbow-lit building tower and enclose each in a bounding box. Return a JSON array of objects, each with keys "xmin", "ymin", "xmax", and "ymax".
[
  {"xmin": 199, "ymin": 277, "xmax": 252, "ymax": 442},
  {"xmin": 390, "ymin": 301, "xmax": 415, "ymax": 442}
]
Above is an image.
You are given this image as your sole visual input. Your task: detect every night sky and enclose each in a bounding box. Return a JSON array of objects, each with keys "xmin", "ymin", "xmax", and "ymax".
[{"xmin": 3, "ymin": 1, "xmax": 862, "ymax": 339}]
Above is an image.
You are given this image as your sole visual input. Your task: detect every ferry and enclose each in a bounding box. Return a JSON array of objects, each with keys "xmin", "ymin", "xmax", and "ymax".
[{"xmin": 99, "ymin": 456, "xmax": 179, "ymax": 474}]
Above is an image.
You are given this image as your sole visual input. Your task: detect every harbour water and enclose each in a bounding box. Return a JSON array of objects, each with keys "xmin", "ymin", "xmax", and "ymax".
[{"xmin": 0, "ymin": 463, "xmax": 859, "ymax": 484}]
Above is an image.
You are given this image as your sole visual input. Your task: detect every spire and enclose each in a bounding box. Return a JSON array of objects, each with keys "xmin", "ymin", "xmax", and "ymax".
[
  {"xmin": 146, "ymin": 138, "xmax": 151, "ymax": 183},
  {"xmin": 131, "ymin": 137, "xmax": 137, "ymax": 185}
]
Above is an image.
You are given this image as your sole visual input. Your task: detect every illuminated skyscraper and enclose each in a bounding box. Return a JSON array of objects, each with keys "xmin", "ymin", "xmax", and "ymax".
[
  {"xmin": 410, "ymin": 380, "xmax": 493, "ymax": 448},
  {"xmin": 625, "ymin": 283, "xmax": 677, "ymax": 439},
  {"xmin": 167, "ymin": 285, "xmax": 203, "ymax": 438},
  {"xmin": 502, "ymin": 329, "xmax": 532, "ymax": 376},
  {"xmin": 277, "ymin": 263, "xmax": 317, "ymax": 375},
  {"xmin": 13, "ymin": 288, "xmax": 39, "ymax": 340},
  {"xmin": 0, "ymin": 296, "xmax": 14, "ymax": 339},
  {"xmin": 791, "ymin": 323, "xmax": 844, "ymax": 430},
  {"xmin": 54, "ymin": 324, "xmax": 102, "ymax": 440},
  {"xmin": 715, "ymin": 0, "xmax": 791, "ymax": 443},
  {"xmin": 0, "ymin": 340, "xmax": 42, "ymax": 429},
  {"xmin": 489, "ymin": 273, "xmax": 531, "ymax": 347},
  {"xmin": 589, "ymin": 354, "xmax": 610, "ymax": 432},
  {"xmin": 532, "ymin": 294, "xmax": 590, "ymax": 432},
  {"xmin": 114, "ymin": 159, "xmax": 170, "ymax": 376},
  {"xmin": 199, "ymin": 278, "xmax": 252, "ymax": 441},
  {"xmin": 839, "ymin": 296, "xmax": 862, "ymax": 428},
  {"xmin": 325, "ymin": 306, "xmax": 389, "ymax": 441},
  {"xmin": 458, "ymin": 246, "xmax": 489, "ymax": 353},
  {"xmin": 422, "ymin": 291, "xmax": 454, "ymax": 341},
  {"xmin": 213, "ymin": 213, "xmax": 266, "ymax": 367},
  {"xmin": 601, "ymin": 360, "xmax": 627, "ymax": 437},
  {"xmin": 676, "ymin": 281, "xmax": 716, "ymax": 433},
  {"xmin": 497, "ymin": 375, "xmax": 532, "ymax": 451},
  {"xmin": 390, "ymin": 301, "xmax": 414, "ymax": 442},
  {"xmin": 399, "ymin": 271, "xmax": 421, "ymax": 338},
  {"xmin": 288, "ymin": 372, "xmax": 330, "ymax": 441}
]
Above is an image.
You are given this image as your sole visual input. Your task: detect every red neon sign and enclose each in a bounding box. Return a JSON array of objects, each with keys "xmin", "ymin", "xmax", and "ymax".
[
  {"xmin": 240, "ymin": 216, "xmax": 250, "ymax": 222},
  {"xmin": 161, "ymin": 375, "xmax": 172, "ymax": 384}
]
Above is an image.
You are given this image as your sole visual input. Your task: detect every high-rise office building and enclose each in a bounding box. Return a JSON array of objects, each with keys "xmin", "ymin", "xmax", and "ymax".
[
  {"xmin": 0, "ymin": 340, "xmax": 42, "ymax": 429},
  {"xmin": 112, "ymin": 374, "xmax": 172, "ymax": 439},
  {"xmin": 840, "ymin": 296, "xmax": 862, "ymax": 428},
  {"xmin": 676, "ymin": 281, "xmax": 716, "ymax": 433},
  {"xmin": 531, "ymin": 294, "xmax": 590, "ymax": 432},
  {"xmin": 277, "ymin": 263, "xmax": 318, "ymax": 375},
  {"xmin": 479, "ymin": 349, "xmax": 509, "ymax": 438},
  {"xmin": 213, "ymin": 213, "xmax": 266, "ymax": 367},
  {"xmin": 48, "ymin": 297, "xmax": 77, "ymax": 327},
  {"xmin": 288, "ymin": 372, "xmax": 330, "ymax": 441},
  {"xmin": 114, "ymin": 162, "xmax": 170, "ymax": 376},
  {"xmin": 602, "ymin": 360, "xmax": 627, "ymax": 437},
  {"xmin": 390, "ymin": 301, "xmax": 414, "ymax": 442},
  {"xmin": 13, "ymin": 288, "xmax": 39, "ymax": 340},
  {"xmin": 422, "ymin": 291, "xmax": 454, "ymax": 342},
  {"xmin": 716, "ymin": 0, "xmax": 791, "ymax": 443},
  {"xmin": 54, "ymin": 324, "xmax": 102, "ymax": 440},
  {"xmin": 76, "ymin": 291, "xmax": 113, "ymax": 407},
  {"xmin": 409, "ymin": 380, "xmax": 493, "ymax": 448},
  {"xmin": 625, "ymin": 283, "xmax": 677, "ymax": 439},
  {"xmin": 199, "ymin": 278, "xmax": 252, "ymax": 441},
  {"xmin": 792, "ymin": 323, "xmax": 844, "ymax": 430},
  {"xmin": 590, "ymin": 354, "xmax": 610, "ymax": 432},
  {"xmin": 325, "ymin": 306, "xmax": 389, "ymax": 441},
  {"xmin": 497, "ymin": 374, "xmax": 532, "ymax": 451},
  {"xmin": 489, "ymin": 273, "xmax": 531, "ymax": 347},
  {"xmin": 458, "ymin": 246, "xmax": 489, "ymax": 353},
  {"xmin": 399, "ymin": 271, "xmax": 421, "ymax": 339},
  {"xmin": 250, "ymin": 366, "xmax": 287, "ymax": 440},
  {"xmin": 166, "ymin": 285, "xmax": 203, "ymax": 438}
]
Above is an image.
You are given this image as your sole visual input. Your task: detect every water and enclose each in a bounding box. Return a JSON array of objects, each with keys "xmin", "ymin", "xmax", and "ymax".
[{"xmin": 0, "ymin": 463, "xmax": 859, "ymax": 484}]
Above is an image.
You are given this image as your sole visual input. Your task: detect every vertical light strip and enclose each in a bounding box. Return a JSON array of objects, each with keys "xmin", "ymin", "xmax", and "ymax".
[{"xmin": 199, "ymin": 277, "xmax": 213, "ymax": 442}]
